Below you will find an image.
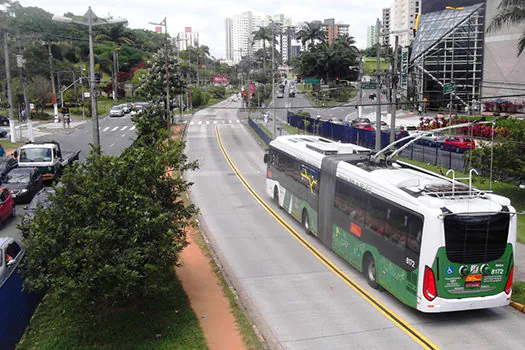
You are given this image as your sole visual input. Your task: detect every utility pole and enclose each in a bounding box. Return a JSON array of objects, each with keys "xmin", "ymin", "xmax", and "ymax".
[
  {"xmin": 45, "ymin": 42, "xmax": 59, "ymax": 123},
  {"xmin": 374, "ymin": 18, "xmax": 382, "ymax": 152},
  {"xmin": 17, "ymin": 37, "xmax": 34, "ymax": 142},
  {"xmin": 390, "ymin": 35, "xmax": 399, "ymax": 143},
  {"xmin": 3, "ymin": 30, "xmax": 16, "ymax": 142}
]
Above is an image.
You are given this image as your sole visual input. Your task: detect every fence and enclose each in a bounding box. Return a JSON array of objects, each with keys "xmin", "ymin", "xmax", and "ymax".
[
  {"xmin": 248, "ymin": 117, "xmax": 272, "ymax": 145},
  {"xmin": 286, "ymin": 113, "xmax": 467, "ymax": 172},
  {"xmin": 0, "ymin": 269, "xmax": 42, "ymax": 349}
]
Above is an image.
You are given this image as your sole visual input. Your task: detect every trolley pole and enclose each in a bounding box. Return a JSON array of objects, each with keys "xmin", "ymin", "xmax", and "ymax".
[{"xmin": 375, "ymin": 18, "xmax": 382, "ymax": 152}]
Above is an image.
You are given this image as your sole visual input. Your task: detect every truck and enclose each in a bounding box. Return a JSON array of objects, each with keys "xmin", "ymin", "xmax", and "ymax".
[{"xmin": 17, "ymin": 141, "xmax": 80, "ymax": 181}]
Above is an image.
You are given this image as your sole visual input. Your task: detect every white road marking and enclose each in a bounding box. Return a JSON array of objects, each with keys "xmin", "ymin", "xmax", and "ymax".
[
  {"xmin": 229, "ymin": 120, "xmax": 232, "ymax": 124},
  {"xmin": 198, "ymin": 121, "xmax": 202, "ymax": 125},
  {"xmin": 237, "ymin": 120, "xmax": 240, "ymax": 123},
  {"xmin": 206, "ymin": 121, "xmax": 210, "ymax": 125},
  {"xmin": 111, "ymin": 127, "xmax": 119, "ymax": 131},
  {"xmin": 214, "ymin": 121, "xmax": 217, "ymax": 124},
  {"xmin": 110, "ymin": 143, "xmax": 115, "ymax": 147},
  {"xmin": 130, "ymin": 125, "xmax": 136, "ymax": 131},
  {"xmin": 120, "ymin": 126, "xmax": 128, "ymax": 131},
  {"xmin": 190, "ymin": 121, "xmax": 194, "ymax": 125},
  {"xmin": 103, "ymin": 127, "xmax": 110, "ymax": 132},
  {"xmin": 121, "ymin": 134, "xmax": 126, "ymax": 138}
]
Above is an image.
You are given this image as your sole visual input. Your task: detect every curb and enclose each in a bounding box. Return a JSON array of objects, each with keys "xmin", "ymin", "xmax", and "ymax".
[{"xmin": 510, "ymin": 300, "xmax": 525, "ymax": 313}]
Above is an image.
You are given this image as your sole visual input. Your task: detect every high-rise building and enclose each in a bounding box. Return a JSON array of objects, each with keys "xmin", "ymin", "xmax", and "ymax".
[
  {"xmin": 231, "ymin": 11, "xmax": 262, "ymax": 63},
  {"xmin": 391, "ymin": 0, "xmax": 421, "ymax": 47},
  {"xmin": 225, "ymin": 18, "xmax": 233, "ymax": 61},
  {"xmin": 323, "ymin": 18, "xmax": 350, "ymax": 46},
  {"xmin": 366, "ymin": 25, "xmax": 378, "ymax": 48},
  {"xmin": 177, "ymin": 27, "xmax": 199, "ymax": 51},
  {"xmin": 382, "ymin": 8, "xmax": 391, "ymax": 47}
]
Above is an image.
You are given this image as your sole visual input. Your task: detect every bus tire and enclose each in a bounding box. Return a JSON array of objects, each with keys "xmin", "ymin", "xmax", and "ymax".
[
  {"xmin": 273, "ymin": 186, "xmax": 279, "ymax": 205},
  {"xmin": 302, "ymin": 209, "xmax": 311, "ymax": 236},
  {"xmin": 363, "ymin": 254, "xmax": 379, "ymax": 289}
]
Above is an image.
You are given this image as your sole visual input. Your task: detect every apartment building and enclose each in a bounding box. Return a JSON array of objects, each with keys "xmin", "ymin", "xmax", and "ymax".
[
  {"xmin": 225, "ymin": 18, "xmax": 233, "ymax": 61},
  {"xmin": 366, "ymin": 25, "xmax": 378, "ymax": 48},
  {"xmin": 227, "ymin": 11, "xmax": 262, "ymax": 63},
  {"xmin": 390, "ymin": 0, "xmax": 420, "ymax": 47},
  {"xmin": 382, "ymin": 8, "xmax": 391, "ymax": 47},
  {"xmin": 177, "ymin": 27, "xmax": 199, "ymax": 51}
]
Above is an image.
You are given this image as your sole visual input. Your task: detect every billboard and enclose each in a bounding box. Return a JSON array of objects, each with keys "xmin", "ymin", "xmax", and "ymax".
[{"xmin": 213, "ymin": 75, "xmax": 229, "ymax": 85}]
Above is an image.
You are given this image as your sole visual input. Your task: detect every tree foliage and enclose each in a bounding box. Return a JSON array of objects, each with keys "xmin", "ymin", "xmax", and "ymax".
[
  {"xmin": 296, "ymin": 22, "xmax": 327, "ymax": 51},
  {"xmin": 487, "ymin": 0, "xmax": 525, "ymax": 56},
  {"xmin": 20, "ymin": 107, "xmax": 198, "ymax": 308}
]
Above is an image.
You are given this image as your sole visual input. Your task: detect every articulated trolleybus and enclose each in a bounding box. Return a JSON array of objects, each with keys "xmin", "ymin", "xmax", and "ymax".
[{"xmin": 264, "ymin": 135, "xmax": 516, "ymax": 313}]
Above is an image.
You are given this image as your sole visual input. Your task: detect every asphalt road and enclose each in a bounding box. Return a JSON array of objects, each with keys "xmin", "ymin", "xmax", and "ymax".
[
  {"xmin": 185, "ymin": 100, "xmax": 525, "ymax": 349},
  {"xmin": 0, "ymin": 113, "xmax": 137, "ymax": 242}
]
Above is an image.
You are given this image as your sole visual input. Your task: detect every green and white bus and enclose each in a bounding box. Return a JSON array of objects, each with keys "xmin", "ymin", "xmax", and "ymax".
[{"xmin": 264, "ymin": 135, "xmax": 516, "ymax": 313}]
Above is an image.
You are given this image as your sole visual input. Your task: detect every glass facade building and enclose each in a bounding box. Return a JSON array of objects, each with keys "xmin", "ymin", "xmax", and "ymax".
[{"xmin": 410, "ymin": 3, "xmax": 485, "ymax": 111}]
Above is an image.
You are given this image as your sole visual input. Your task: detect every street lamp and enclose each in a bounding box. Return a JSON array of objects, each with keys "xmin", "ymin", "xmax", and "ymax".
[
  {"xmin": 149, "ymin": 18, "xmax": 170, "ymax": 128},
  {"xmin": 53, "ymin": 8, "xmax": 127, "ymax": 148},
  {"xmin": 0, "ymin": 4, "xmax": 17, "ymax": 142}
]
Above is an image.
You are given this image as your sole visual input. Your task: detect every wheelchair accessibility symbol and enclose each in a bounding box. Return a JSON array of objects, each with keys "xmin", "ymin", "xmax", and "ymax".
[{"xmin": 446, "ymin": 266, "xmax": 454, "ymax": 275}]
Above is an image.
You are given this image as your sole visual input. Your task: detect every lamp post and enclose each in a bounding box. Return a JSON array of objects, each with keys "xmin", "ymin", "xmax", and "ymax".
[
  {"xmin": 53, "ymin": 8, "xmax": 127, "ymax": 148},
  {"xmin": 0, "ymin": 4, "xmax": 16, "ymax": 143},
  {"xmin": 149, "ymin": 18, "xmax": 170, "ymax": 128}
]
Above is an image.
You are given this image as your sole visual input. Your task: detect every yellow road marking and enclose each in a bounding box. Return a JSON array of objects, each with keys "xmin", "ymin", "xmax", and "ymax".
[{"xmin": 215, "ymin": 127, "xmax": 439, "ymax": 350}]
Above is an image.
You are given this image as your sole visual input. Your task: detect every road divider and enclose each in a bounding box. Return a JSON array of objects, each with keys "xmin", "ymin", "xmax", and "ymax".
[{"xmin": 215, "ymin": 126, "xmax": 439, "ymax": 350}]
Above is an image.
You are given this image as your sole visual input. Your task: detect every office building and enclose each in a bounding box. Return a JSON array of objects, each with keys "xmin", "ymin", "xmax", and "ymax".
[
  {"xmin": 366, "ymin": 25, "xmax": 378, "ymax": 48},
  {"xmin": 177, "ymin": 27, "xmax": 199, "ymax": 51},
  {"xmin": 225, "ymin": 18, "xmax": 233, "ymax": 61},
  {"xmin": 230, "ymin": 11, "xmax": 262, "ymax": 63},
  {"xmin": 323, "ymin": 18, "xmax": 350, "ymax": 46},
  {"xmin": 391, "ymin": 0, "xmax": 421, "ymax": 47}
]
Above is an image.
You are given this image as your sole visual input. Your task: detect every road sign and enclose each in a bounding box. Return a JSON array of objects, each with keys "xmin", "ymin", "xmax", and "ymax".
[
  {"xmin": 443, "ymin": 82, "xmax": 456, "ymax": 94},
  {"xmin": 361, "ymin": 83, "xmax": 377, "ymax": 89},
  {"xmin": 83, "ymin": 92, "xmax": 90, "ymax": 98},
  {"xmin": 304, "ymin": 77, "xmax": 321, "ymax": 85},
  {"xmin": 320, "ymin": 84, "xmax": 329, "ymax": 89}
]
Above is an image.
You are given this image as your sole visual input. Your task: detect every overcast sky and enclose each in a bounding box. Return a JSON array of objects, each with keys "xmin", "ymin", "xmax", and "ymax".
[{"xmin": 22, "ymin": 0, "xmax": 387, "ymax": 58}]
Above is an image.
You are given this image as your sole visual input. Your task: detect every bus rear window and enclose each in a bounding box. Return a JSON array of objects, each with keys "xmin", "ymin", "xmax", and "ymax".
[{"xmin": 444, "ymin": 213, "xmax": 510, "ymax": 264}]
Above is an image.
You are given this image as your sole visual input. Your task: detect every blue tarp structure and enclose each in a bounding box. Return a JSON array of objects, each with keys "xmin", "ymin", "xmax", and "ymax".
[
  {"xmin": 0, "ymin": 269, "xmax": 42, "ymax": 350},
  {"xmin": 287, "ymin": 112, "xmax": 391, "ymax": 149}
]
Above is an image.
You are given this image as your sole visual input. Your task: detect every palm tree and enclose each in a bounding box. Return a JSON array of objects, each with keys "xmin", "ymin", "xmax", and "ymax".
[
  {"xmin": 252, "ymin": 26, "xmax": 273, "ymax": 73},
  {"xmin": 487, "ymin": 0, "xmax": 525, "ymax": 55},
  {"xmin": 187, "ymin": 45, "xmax": 210, "ymax": 86},
  {"xmin": 296, "ymin": 22, "xmax": 327, "ymax": 51}
]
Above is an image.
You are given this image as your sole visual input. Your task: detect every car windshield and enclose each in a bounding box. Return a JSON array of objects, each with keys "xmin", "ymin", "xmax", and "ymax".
[
  {"xmin": 111, "ymin": 106, "xmax": 121, "ymax": 110},
  {"xmin": 6, "ymin": 172, "xmax": 30, "ymax": 184},
  {"xmin": 19, "ymin": 148, "xmax": 52, "ymax": 162}
]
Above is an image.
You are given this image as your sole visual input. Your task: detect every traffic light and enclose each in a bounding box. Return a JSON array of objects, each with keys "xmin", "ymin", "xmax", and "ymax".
[
  {"xmin": 95, "ymin": 73, "xmax": 101, "ymax": 84},
  {"xmin": 335, "ymin": 77, "xmax": 339, "ymax": 84},
  {"xmin": 297, "ymin": 75, "xmax": 301, "ymax": 83}
]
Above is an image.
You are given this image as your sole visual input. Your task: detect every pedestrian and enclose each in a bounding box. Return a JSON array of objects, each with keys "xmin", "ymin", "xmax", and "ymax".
[
  {"xmin": 263, "ymin": 112, "xmax": 268, "ymax": 126},
  {"xmin": 66, "ymin": 114, "xmax": 71, "ymax": 128},
  {"xmin": 417, "ymin": 104, "xmax": 422, "ymax": 116},
  {"xmin": 0, "ymin": 144, "xmax": 4, "ymax": 157}
]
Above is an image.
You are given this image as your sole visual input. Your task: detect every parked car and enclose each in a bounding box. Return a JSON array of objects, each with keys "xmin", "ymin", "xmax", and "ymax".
[
  {"xmin": 121, "ymin": 103, "xmax": 131, "ymax": 114},
  {"xmin": 0, "ymin": 157, "xmax": 18, "ymax": 184},
  {"xmin": 370, "ymin": 121, "xmax": 389, "ymax": 131},
  {"xmin": 351, "ymin": 117, "xmax": 371, "ymax": 126},
  {"xmin": 3, "ymin": 167, "xmax": 44, "ymax": 204},
  {"xmin": 417, "ymin": 131, "xmax": 447, "ymax": 147},
  {"xmin": 22, "ymin": 187, "xmax": 56, "ymax": 225},
  {"xmin": 441, "ymin": 136, "xmax": 476, "ymax": 153},
  {"xmin": 0, "ymin": 128, "xmax": 8, "ymax": 138},
  {"xmin": 0, "ymin": 237, "xmax": 23, "ymax": 286},
  {"xmin": 109, "ymin": 105, "xmax": 125, "ymax": 117},
  {"xmin": 0, "ymin": 116, "xmax": 9, "ymax": 126},
  {"xmin": 328, "ymin": 118, "xmax": 345, "ymax": 125},
  {"xmin": 0, "ymin": 187, "xmax": 15, "ymax": 225}
]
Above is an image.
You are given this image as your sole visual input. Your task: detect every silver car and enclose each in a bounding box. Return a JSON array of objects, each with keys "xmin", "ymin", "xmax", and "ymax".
[
  {"xmin": 109, "ymin": 105, "xmax": 125, "ymax": 117},
  {"xmin": 418, "ymin": 131, "xmax": 447, "ymax": 147}
]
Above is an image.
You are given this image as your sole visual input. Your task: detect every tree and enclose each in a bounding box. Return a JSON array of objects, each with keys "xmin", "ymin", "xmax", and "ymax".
[
  {"xmin": 296, "ymin": 22, "xmax": 327, "ymax": 51},
  {"xmin": 252, "ymin": 26, "xmax": 274, "ymax": 73},
  {"xmin": 487, "ymin": 0, "xmax": 525, "ymax": 56}
]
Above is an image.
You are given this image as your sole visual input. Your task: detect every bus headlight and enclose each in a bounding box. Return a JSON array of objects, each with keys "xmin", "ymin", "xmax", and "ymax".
[
  {"xmin": 480, "ymin": 264, "xmax": 490, "ymax": 275},
  {"xmin": 459, "ymin": 265, "xmax": 469, "ymax": 277}
]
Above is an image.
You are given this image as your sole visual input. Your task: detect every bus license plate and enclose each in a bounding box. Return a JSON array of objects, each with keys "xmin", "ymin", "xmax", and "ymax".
[{"xmin": 465, "ymin": 281, "xmax": 481, "ymax": 289}]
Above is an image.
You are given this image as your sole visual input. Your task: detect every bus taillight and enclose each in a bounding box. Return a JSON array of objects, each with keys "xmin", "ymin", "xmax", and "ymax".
[
  {"xmin": 423, "ymin": 266, "xmax": 437, "ymax": 301},
  {"xmin": 505, "ymin": 266, "xmax": 514, "ymax": 295}
]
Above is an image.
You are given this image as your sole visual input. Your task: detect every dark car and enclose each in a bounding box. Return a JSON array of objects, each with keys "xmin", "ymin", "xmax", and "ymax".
[
  {"xmin": 3, "ymin": 167, "xmax": 44, "ymax": 204},
  {"xmin": 0, "ymin": 116, "xmax": 9, "ymax": 126},
  {"xmin": 351, "ymin": 117, "xmax": 372, "ymax": 126},
  {"xmin": 22, "ymin": 187, "xmax": 55, "ymax": 225},
  {"xmin": 0, "ymin": 157, "xmax": 18, "ymax": 184}
]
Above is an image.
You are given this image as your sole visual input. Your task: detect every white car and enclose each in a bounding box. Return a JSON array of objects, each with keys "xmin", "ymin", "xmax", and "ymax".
[
  {"xmin": 417, "ymin": 131, "xmax": 447, "ymax": 147},
  {"xmin": 0, "ymin": 237, "xmax": 24, "ymax": 288},
  {"xmin": 109, "ymin": 105, "xmax": 125, "ymax": 117}
]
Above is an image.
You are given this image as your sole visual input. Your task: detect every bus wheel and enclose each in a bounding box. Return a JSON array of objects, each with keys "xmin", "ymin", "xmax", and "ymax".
[
  {"xmin": 364, "ymin": 254, "xmax": 379, "ymax": 289},
  {"xmin": 302, "ymin": 209, "xmax": 311, "ymax": 235},
  {"xmin": 273, "ymin": 186, "xmax": 279, "ymax": 205}
]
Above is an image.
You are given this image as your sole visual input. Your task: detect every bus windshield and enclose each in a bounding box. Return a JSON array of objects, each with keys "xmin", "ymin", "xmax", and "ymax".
[
  {"xmin": 19, "ymin": 148, "xmax": 53, "ymax": 163},
  {"xmin": 444, "ymin": 212, "xmax": 510, "ymax": 264}
]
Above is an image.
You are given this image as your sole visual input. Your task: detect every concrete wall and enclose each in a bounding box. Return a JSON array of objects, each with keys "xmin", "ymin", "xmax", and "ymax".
[{"xmin": 482, "ymin": 0, "xmax": 525, "ymax": 103}]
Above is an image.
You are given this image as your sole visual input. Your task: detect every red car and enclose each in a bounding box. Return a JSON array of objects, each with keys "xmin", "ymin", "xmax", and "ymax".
[
  {"xmin": 354, "ymin": 122, "xmax": 374, "ymax": 131},
  {"xmin": 0, "ymin": 186, "xmax": 15, "ymax": 225},
  {"xmin": 441, "ymin": 136, "xmax": 476, "ymax": 153}
]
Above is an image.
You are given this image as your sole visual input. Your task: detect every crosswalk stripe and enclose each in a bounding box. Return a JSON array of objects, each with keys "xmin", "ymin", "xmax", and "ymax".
[
  {"xmin": 111, "ymin": 127, "xmax": 119, "ymax": 131},
  {"xmin": 190, "ymin": 121, "xmax": 194, "ymax": 125},
  {"xmin": 130, "ymin": 125, "xmax": 136, "ymax": 131},
  {"xmin": 198, "ymin": 121, "xmax": 202, "ymax": 125},
  {"xmin": 229, "ymin": 120, "xmax": 232, "ymax": 124},
  {"xmin": 120, "ymin": 126, "xmax": 128, "ymax": 131},
  {"xmin": 206, "ymin": 121, "xmax": 210, "ymax": 125},
  {"xmin": 237, "ymin": 120, "xmax": 240, "ymax": 123},
  {"xmin": 103, "ymin": 127, "xmax": 110, "ymax": 132},
  {"xmin": 214, "ymin": 121, "xmax": 217, "ymax": 124}
]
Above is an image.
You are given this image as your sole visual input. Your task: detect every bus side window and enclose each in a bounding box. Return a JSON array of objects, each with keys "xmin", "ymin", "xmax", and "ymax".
[
  {"xmin": 388, "ymin": 207, "xmax": 409, "ymax": 248},
  {"xmin": 407, "ymin": 214, "xmax": 422, "ymax": 253}
]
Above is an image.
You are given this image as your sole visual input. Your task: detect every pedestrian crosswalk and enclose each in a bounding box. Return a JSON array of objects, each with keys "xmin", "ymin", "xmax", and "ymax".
[
  {"xmin": 186, "ymin": 120, "xmax": 241, "ymax": 126},
  {"xmin": 100, "ymin": 125, "xmax": 136, "ymax": 133}
]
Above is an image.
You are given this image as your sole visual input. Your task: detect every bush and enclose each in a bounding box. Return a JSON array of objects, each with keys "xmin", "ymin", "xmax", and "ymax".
[
  {"xmin": 31, "ymin": 112, "xmax": 53, "ymax": 120},
  {"xmin": 207, "ymin": 86, "xmax": 226, "ymax": 99},
  {"xmin": 191, "ymin": 88, "xmax": 210, "ymax": 107}
]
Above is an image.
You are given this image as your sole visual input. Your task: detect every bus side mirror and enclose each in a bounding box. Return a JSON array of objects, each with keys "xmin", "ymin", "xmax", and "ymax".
[{"xmin": 263, "ymin": 153, "xmax": 270, "ymax": 164}]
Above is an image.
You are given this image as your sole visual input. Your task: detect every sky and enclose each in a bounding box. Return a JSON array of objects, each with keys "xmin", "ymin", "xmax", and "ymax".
[{"xmin": 21, "ymin": 0, "xmax": 388, "ymax": 58}]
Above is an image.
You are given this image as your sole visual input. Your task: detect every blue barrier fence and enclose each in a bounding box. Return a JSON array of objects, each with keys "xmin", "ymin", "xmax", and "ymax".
[
  {"xmin": 0, "ymin": 269, "xmax": 41, "ymax": 350},
  {"xmin": 287, "ymin": 113, "xmax": 391, "ymax": 149},
  {"xmin": 248, "ymin": 117, "xmax": 272, "ymax": 145}
]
